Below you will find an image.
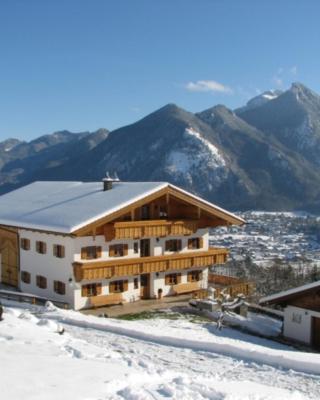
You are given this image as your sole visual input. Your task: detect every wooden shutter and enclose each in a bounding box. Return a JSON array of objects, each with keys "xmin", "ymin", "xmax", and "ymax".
[
  {"xmin": 42, "ymin": 242, "xmax": 47, "ymax": 254},
  {"xmin": 60, "ymin": 245, "xmax": 65, "ymax": 258},
  {"xmin": 96, "ymin": 246, "xmax": 102, "ymax": 258},
  {"xmin": 176, "ymin": 273, "xmax": 181, "ymax": 284},
  {"xmin": 123, "ymin": 280, "xmax": 128, "ymax": 292},
  {"xmin": 165, "ymin": 240, "xmax": 170, "ymax": 251},
  {"xmin": 123, "ymin": 244, "xmax": 128, "ymax": 256},
  {"xmin": 188, "ymin": 239, "xmax": 193, "ymax": 249},
  {"xmin": 177, "ymin": 240, "xmax": 182, "ymax": 251},
  {"xmin": 199, "ymin": 238, "xmax": 203, "ymax": 249},
  {"xmin": 109, "ymin": 245, "xmax": 115, "ymax": 257},
  {"xmin": 187, "ymin": 272, "xmax": 192, "ymax": 282},
  {"xmin": 165, "ymin": 274, "xmax": 171, "ymax": 285},
  {"xmin": 81, "ymin": 247, "xmax": 87, "ymax": 260},
  {"xmin": 81, "ymin": 285, "xmax": 88, "ymax": 297},
  {"xmin": 96, "ymin": 283, "xmax": 102, "ymax": 295},
  {"xmin": 109, "ymin": 281, "xmax": 115, "ymax": 293}
]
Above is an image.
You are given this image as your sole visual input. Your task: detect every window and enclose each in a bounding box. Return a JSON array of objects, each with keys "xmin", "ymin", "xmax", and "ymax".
[
  {"xmin": 292, "ymin": 313, "xmax": 302, "ymax": 324},
  {"xmin": 81, "ymin": 283, "xmax": 102, "ymax": 297},
  {"xmin": 109, "ymin": 280, "xmax": 128, "ymax": 293},
  {"xmin": 36, "ymin": 275, "xmax": 47, "ymax": 289},
  {"xmin": 109, "ymin": 244, "xmax": 128, "ymax": 257},
  {"xmin": 165, "ymin": 273, "xmax": 181, "ymax": 286},
  {"xmin": 165, "ymin": 239, "xmax": 182, "ymax": 252},
  {"xmin": 81, "ymin": 246, "xmax": 102, "ymax": 260},
  {"xmin": 188, "ymin": 238, "xmax": 203, "ymax": 250},
  {"xmin": 21, "ymin": 271, "xmax": 31, "ymax": 284},
  {"xmin": 134, "ymin": 277, "xmax": 139, "ymax": 289},
  {"xmin": 20, "ymin": 238, "xmax": 30, "ymax": 251},
  {"xmin": 133, "ymin": 242, "xmax": 139, "ymax": 254},
  {"xmin": 53, "ymin": 244, "xmax": 65, "ymax": 258},
  {"xmin": 141, "ymin": 205, "xmax": 150, "ymax": 220},
  {"xmin": 54, "ymin": 280, "xmax": 66, "ymax": 295},
  {"xmin": 36, "ymin": 241, "xmax": 47, "ymax": 254},
  {"xmin": 159, "ymin": 206, "xmax": 168, "ymax": 219},
  {"xmin": 187, "ymin": 270, "xmax": 202, "ymax": 282}
]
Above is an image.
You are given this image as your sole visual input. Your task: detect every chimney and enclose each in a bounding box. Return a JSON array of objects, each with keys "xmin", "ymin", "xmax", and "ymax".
[{"xmin": 102, "ymin": 171, "xmax": 120, "ymax": 191}]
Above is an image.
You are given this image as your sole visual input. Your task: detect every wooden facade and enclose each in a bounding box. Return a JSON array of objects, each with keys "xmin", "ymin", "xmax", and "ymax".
[
  {"xmin": 73, "ymin": 247, "xmax": 228, "ymax": 282},
  {"xmin": 0, "ymin": 226, "xmax": 19, "ymax": 287}
]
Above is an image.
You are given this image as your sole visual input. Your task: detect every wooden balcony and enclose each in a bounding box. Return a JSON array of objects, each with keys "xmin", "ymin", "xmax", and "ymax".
[
  {"xmin": 104, "ymin": 219, "xmax": 199, "ymax": 241},
  {"xmin": 73, "ymin": 247, "xmax": 228, "ymax": 282}
]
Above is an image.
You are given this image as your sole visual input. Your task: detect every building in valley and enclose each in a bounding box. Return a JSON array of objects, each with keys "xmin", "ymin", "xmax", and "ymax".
[
  {"xmin": 260, "ymin": 281, "xmax": 320, "ymax": 349},
  {"xmin": 0, "ymin": 179, "xmax": 244, "ymax": 310}
]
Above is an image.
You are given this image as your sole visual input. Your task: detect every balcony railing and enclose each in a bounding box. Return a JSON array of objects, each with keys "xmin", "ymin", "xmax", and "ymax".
[
  {"xmin": 73, "ymin": 247, "xmax": 228, "ymax": 282},
  {"xmin": 104, "ymin": 219, "xmax": 199, "ymax": 241}
]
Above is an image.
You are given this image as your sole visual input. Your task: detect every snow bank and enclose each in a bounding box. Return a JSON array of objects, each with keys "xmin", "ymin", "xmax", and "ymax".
[{"xmin": 46, "ymin": 307, "xmax": 320, "ymax": 376}]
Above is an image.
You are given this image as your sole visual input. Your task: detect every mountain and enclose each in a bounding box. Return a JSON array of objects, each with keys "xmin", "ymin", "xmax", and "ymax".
[
  {"xmin": 1, "ymin": 82, "xmax": 320, "ymax": 212},
  {"xmin": 237, "ymin": 83, "xmax": 320, "ymax": 168},
  {"xmin": 235, "ymin": 90, "xmax": 283, "ymax": 114},
  {"xmin": 0, "ymin": 129, "xmax": 109, "ymax": 194}
]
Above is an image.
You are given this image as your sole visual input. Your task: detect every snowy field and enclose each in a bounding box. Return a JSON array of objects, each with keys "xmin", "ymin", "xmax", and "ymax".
[{"xmin": 1, "ymin": 301, "xmax": 320, "ymax": 400}]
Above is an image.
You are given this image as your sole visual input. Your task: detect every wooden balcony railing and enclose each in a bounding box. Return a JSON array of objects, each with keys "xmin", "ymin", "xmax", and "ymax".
[
  {"xmin": 104, "ymin": 219, "xmax": 199, "ymax": 241},
  {"xmin": 73, "ymin": 247, "xmax": 228, "ymax": 282}
]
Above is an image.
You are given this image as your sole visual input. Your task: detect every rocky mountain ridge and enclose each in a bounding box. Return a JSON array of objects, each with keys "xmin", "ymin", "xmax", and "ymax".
[{"xmin": 1, "ymin": 82, "xmax": 320, "ymax": 212}]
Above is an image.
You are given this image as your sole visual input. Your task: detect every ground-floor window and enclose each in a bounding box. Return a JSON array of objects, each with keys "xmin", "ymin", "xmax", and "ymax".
[
  {"xmin": 109, "ymin": 280, "xmax": 129, "ymax": 293},
  {"xmin": 165, "ymin": 273, "xmax": 181, "ymax": 285},
  {"xmin": 81, "ymin": 283, "xmax": 102, "ymax": 297},
  {"xmin": 187, "ymin": 270, "xmax": 202, "ymax": 282},
  {"xmin": 54, "ymin": 280, "xmax": 66, "ymax": 295},
  {"xmin": 21, "ymin": 271, "xmax": 31, "ymax": 284},
  {"xmin": 134, "ymin": 277, "xmax": 139, "ymax": 289},
  {"xmin": 36, "ymin": 275, "xmax": 47, "ymax": 289}
]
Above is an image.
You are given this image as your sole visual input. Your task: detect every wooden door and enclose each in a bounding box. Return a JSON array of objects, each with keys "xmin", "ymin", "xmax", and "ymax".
[
  {"xmin": 140, "ymin": 239, "xmax": 150, "ymax": 257},
  {"xmin": 312, "ymin": 317, "xmax": 320, "ymax": 350},
  {"xmin": 140, "ymin": 273, "xmax": 150, "ymax": 299},
  {"xmin": 0, "ymin": 228, "xmax": 19, "ymax": 287}
]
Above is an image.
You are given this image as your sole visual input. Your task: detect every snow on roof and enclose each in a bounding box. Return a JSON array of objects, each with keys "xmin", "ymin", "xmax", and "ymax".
[
  {"xmin": 0, "ymin": 181, "xmax": 244, "ymax": 234},
  {"xmin": 259, "ymin": 280, "xmax": 320, "ymax": 305}
]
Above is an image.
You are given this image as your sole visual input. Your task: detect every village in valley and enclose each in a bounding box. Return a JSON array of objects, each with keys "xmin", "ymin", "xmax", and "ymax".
[{"xmin": 211, "ymin": 211, "xmax": 320, "ymax": 268}]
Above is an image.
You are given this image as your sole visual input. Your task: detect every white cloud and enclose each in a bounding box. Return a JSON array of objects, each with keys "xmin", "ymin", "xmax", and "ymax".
[
  {"xmin": 185, "ymin": 80, "xmax": 233, "ymax": 94},
  {"xmin": 272, "ymin": 76, "xmax": 284, "ymax": 88}
]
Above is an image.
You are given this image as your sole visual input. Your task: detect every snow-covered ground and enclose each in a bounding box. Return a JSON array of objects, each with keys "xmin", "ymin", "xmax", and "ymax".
[{"xmin": 1, "ymin": 300, "xmax": 320, "ymax": 400}]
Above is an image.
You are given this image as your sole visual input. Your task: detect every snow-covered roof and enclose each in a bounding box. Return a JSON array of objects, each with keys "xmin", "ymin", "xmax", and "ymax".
[
  {"xmin": 259, "ymin": 280, "xmax": 320, "ymax": 305},
  {"xmin": 0, "ymin": 181, "xmax": 244, "ymax": 234}
]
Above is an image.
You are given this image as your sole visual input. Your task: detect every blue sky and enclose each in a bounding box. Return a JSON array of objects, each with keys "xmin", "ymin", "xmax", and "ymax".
[{"xmin": 0, "ymin": 0, "xmax": 319, "ymax": 140}]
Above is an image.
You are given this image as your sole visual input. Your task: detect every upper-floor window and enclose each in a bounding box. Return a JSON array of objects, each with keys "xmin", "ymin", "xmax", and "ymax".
[
  {"xmin": 109, "ymin": 280, "xmax": 128, "ymax": 293},
  {"xmin": 109, "ymin": 244, "xmax": 128, "ymax": 257},
  {"xmin": 53, "ymin": 244, "xmax": 65, "ymax": 258},
  {"xmin": 165, "ymin": 273, "xmax": 181, "ymax": 285},
  {"xmin": 20, "ymin": 238, "xmax": 30, "ymax": 251},
  {"xmin": 165, "ymin": 239, "xmax": 182, "ymax": 252},
  {"xmin": 187, "ymin": 270, "xmax": 202, "ymax": 282},
  {"xmin": 54, "ymin": 280, "xmax": 66, "ymax": 295},
  {"xmin": 81, "ymin": 283, "xmax": 102, "ymax": 297},
  {"xmin": 141, "ymin": 205, "xmax": 150, "ymax": 220},
  {"xmin": 36, "ymin": 241, "xmax": 47, "ymax": 254},
  {"xmin": 188, "ymin": 238, "xmax": 203, "ymax": 250},
  {"xmin": 81, "ymin": 246, "xmax": 102, "ymax": 260},
  {"xmin": 21, "ymin": 271, "xmax": 31, "ymax": 284},
  {"xmin": 36, "ymin": 275, "xmax": 47, "ymax": 289},
  {"xmin": 159, "ymin": 206, "xmax": 168, "ymax": 219},
  {"xmin": 133, "ymin": 242, "xmax": 139, "ymax": 254}
]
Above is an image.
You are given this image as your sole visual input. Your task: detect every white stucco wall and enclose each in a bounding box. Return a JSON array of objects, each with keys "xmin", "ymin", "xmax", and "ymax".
[
  {"xmin": 19, "ymin": 229, "xmax": 75, "ymax": 307},
  {"xmin": 284, "ymin": 305, "xmax": 320, "ymax": 344}
]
